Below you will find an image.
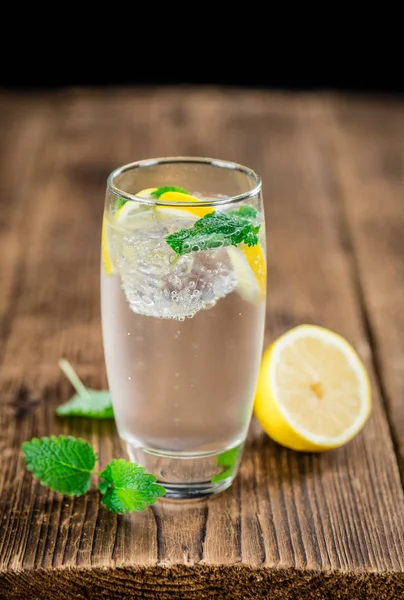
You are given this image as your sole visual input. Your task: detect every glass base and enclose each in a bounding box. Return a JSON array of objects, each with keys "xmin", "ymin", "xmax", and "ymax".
[{"xmin": 125, "ymin": 441, "xmax": 243, "ymax": 500}]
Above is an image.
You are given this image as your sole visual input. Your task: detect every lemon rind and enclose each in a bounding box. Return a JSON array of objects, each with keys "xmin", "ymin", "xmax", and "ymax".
[{"xmin": 259, "ymin": 325, "xmax": 371, "ymax": 449}]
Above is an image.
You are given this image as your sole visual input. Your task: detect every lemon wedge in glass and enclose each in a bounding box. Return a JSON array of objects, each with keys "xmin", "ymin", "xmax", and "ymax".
[
  {"xmin": 102, "ymin": 188, "xmax": 157, "ymax": 275},
  {"xmin": 101, "ymin": 217, "xmax": 115, "ymax": 276},
  {"xmin": 157, "ymin": 190, "xmax": 214, "ymax": 219},
  {"xmin": 227, "ymin": 243, "xmax": 266, "ymax": 305}
]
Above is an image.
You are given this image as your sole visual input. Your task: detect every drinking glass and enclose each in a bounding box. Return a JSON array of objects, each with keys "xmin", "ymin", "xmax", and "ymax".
[{"xmin": 101, "ymin": 157, "xmax": 266, "ymax": 499}]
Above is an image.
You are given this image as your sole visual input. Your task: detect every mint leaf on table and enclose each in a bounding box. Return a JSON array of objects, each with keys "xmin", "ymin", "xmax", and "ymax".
[
  {"xmin": 99, "ymin": 459, "xmax": 166, "ymax": 513},
  {"xmin": 22, "ymin": 437, "xmax": 166, "ymax": 511},
  {"xmin": 151, "ymin": 186, "xmax": 189, "ymax": 199},
  {"xmin": 56, "ymin": 359, "xmax": 113, "ymax": 419},
  {"xmin": 56, "ymin": 391, "xmax": 113, "ymax": 419},
  {"xmin": 165, "ymin": 206, "xmax": 260, "ymax": 257},
  {"xmin": 22, "ymin": 435, "xmax": 96, "ymax": 496}
]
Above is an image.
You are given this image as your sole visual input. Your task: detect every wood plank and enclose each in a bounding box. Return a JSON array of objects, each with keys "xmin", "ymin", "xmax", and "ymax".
[
  {"xmin": 0, "ymin": 89, "xmax": 403, "ymax": 599},
  {"xmin": 325, "ymin": 97, "xmax": 404, "ymax": 478},
  {"xmin": 0, "ymin": 96, "xmax": 53, "ymax": 343}
]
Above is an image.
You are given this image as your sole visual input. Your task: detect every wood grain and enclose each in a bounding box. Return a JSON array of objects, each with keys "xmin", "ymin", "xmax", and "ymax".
[
  {"xmin": 325, "ymin": 97, "xmax": 404, "ymax": 479},
  {"xmin": 0, "ymin": 89, "xmax": 403, "ymax": 599}
]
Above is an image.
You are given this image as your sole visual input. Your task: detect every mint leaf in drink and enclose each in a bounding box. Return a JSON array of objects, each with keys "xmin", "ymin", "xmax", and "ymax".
[
  {"xmin": 165, "ymin": 206, "xmax": 260, "ymax": 257},
  {"xmin": 211, "ymin": 444, "xmax": 242, "ymax": 484},
  {"xmin": 56, "ymin": 359, "xmax": 114, "ymax": 419},
  {"xmin": 22, "ymin": 435, "xmax": 96, "ymax": 496},
  {"xmin": 99, "ymin": 459, "xmax": 166, "ymax": 513},
  {"xmin": 229, "ymin": 205, "xmax": 257, "ymax": 219},
  {"xmin": 151, "ymin": 186, "xmax": 189, "ymax": 199},
  {"xmin": 115, "ymin": 196, "xmax": 128, "ymax": 210}
]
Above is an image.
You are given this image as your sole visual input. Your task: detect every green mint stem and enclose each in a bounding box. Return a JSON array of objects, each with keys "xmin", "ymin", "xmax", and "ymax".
[
  {"xmin": 170, "ymin": 254, "xmax": 181, "ymax": 268},
  {"xmin": 59, "ymin": 359, "xmax": 92, "ymax": 401}
]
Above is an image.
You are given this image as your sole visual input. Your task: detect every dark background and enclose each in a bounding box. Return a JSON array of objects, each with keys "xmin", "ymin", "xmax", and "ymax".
[
  {"xmin": 1, "ymin": 22, "xmax": 402, "ymax": 95},
  {"xmin": 3, "ymin": 64, "xmax": 403, "ymax": 94}
]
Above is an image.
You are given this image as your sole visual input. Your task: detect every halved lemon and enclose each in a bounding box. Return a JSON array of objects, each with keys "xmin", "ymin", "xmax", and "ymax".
[
  {"xmin": 228, "ymin": 243, "xmax": 266, "ymax": 305},
  {"xmin": 254, "ymin": 325, "xmax": 371, "ymax": 451}
]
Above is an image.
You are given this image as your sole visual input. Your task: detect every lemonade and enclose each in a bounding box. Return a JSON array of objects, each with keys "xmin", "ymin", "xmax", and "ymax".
[{"xmin": 101, "ymin": 159, "xmax": 266, "ymax": 498}]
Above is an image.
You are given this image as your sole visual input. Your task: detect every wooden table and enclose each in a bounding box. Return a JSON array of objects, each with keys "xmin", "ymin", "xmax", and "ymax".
[{"xmin": 0, "ymin": 88, "xmax": 403, "ymax": 600}]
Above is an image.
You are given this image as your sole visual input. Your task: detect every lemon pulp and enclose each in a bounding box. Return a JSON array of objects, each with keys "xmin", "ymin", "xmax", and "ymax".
[{"xmin": 254, "ymin": 325, "xmax": 371, "ymax": 451}]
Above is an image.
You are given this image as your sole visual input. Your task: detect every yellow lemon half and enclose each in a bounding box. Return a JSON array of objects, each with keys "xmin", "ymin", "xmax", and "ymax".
[{"xmin": 254, "ymin": 325, "xmax": 371, "ymax": 452}]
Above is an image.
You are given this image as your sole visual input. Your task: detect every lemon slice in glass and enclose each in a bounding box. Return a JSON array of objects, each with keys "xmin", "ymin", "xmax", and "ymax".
[
  {"xmin": 157, "ymin": 190, "xmax": 214, "ymax": 219},
  {"xmin": 102, "ymin": 188, "xmax": 157, "ymax": 275},
  {"xmin": 101, "ymin": 217, "xmax": 115, "ymax": 276},
  {"xmin": 227, "ymin": 243, "xmax": 266, "ymax": 305}
]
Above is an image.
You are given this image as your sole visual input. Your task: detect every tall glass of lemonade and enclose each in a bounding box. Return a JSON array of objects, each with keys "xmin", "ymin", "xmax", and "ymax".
[{"xmin": 101, "ymin": 157, "xmax": 266, "ymax": 499}]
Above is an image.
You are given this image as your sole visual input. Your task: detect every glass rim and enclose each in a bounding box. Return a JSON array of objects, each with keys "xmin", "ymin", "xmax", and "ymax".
[{"xmin": 106, "ymin": 156, "xmax": 262, "ymax": 207}]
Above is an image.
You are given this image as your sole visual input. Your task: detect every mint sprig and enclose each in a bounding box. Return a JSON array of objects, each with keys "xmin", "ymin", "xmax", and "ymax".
[
  {"xmin": 22, "ymin": 436, "xmax": 96, "ymax": 496},
  {"xmin": 22, "ymin": 436, "xmax": 166, "ymax": 512},
  {"xmin": 99, "ymin": 459, "xmax": 166, "ymax": 513},
  {"xmin": 151, "ymin": 186, "xmax": 189, "ymax": 198},
  {"xmin": 56, "ymin": 359, "xmax": 114, "ymax": 419},
  {"xmin": 165, "ymin": 206, "xmax": 260, "ymax": 257}
]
